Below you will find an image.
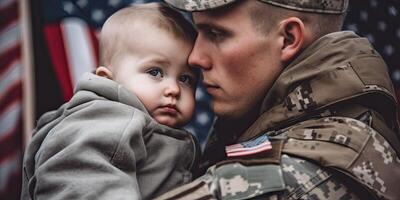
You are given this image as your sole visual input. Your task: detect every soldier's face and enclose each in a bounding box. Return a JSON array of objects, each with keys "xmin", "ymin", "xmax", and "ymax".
[{"xmin": 189, "ymin": 0, "xmax": 284, "ymax": 120}]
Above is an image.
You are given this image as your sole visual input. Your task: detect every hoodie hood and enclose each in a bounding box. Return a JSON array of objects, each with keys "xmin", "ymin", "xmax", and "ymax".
[{"xmin": 71, "ymin": 73, "xmax": 149, "ymax": 114}]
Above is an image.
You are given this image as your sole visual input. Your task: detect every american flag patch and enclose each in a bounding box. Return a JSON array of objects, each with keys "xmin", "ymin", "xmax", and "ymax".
[{"xmin": 225, "ymin": 134, "xmax": 272, "ymax": 157}]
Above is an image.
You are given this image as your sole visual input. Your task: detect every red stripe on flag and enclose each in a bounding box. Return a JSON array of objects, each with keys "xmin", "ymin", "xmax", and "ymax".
[
  {"xmin": 0, "ymin": 44, "xmax": 20, "ymax": 76},
  {"xmin": 0, "ymin": 111, "xmax": 22, "ymax": 163},
  {"xmin": 226, "ymin": 144, "xmax": 272, "ymax": 157},
  {"xmin": 0, "ymin": 0, "xmax": 21, "ymax": 198},
  {"xmin": 0, "ymin": 150, "xmax": 22, "ymax": 200},
  {"xmin": 0, "ymin": 1, "xmax": 18, "ymax": 31},
  {"xmin": 0, "ymin": 81, "xmax": 22, "ymax": 114},
  {"xmin": 88, "ymin": 28, "xmax": 99, "ymax": 67},
  {"xmin": 44, "ymin": 24, "xmax": 74, "ymax": 100},
  {"xmin": 226, "ymin": 142, "xmax": 272, "ymax": 153},
  {"xmin": 0, "ymin": 98, "xmax": 22, "ymax": 197}
]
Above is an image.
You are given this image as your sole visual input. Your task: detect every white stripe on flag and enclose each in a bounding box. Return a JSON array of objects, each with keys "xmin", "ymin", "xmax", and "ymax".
[
  {"xmin": 0, "ymin": 101, "xmax": 21, "ymax": 140},
  {"xmin": 61, "ymin": 18, "xmax": 97, "ymax": 87},
  {"xmin": 227, "ymin": 144, "xmax": 272, "ymax": 157},
  {"xmin": 226, "ymin": 142, "xmax": 271, "ymax": 153},
  {"xmin": 0, "ymin": 22, "xmax": 19, "ymax": 53},
  {"xmin": 0, "ymin": 150, "xmax": 21, "ymax": 191},
  {"xmin": 0, "ymin": 61, "xmax": 21, "ymax": 95},
  {"xmin": 0, "ymin": 0, "xmax": 15, "ymax": 9}
]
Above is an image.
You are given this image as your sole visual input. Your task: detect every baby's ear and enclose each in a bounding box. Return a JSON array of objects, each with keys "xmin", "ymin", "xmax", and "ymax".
[{"xmin": 96, "ymin": 66, "xmax": 114, "ymax": 79}]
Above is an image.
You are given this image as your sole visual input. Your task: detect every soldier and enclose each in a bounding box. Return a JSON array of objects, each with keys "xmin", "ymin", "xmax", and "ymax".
[{"xmin": 157, "ymin": 0, "xmax": 400, "ymax": 199}]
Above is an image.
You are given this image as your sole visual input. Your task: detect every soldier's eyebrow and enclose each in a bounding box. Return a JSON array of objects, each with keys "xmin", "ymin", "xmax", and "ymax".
[{"xmin": 195, "ymin": 23, "xmax": 231, "ymax": 34}]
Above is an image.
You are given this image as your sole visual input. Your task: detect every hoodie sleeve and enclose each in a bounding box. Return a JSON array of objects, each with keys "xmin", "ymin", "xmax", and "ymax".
[{"xmin": 29, "ymin": 101, "xmax": 148, "ymax": 200}]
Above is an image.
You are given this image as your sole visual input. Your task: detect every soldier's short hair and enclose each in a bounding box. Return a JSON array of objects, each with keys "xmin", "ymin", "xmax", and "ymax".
[
  {"xmin": 99, "ymin": 2, "xmax": 196, "ymax": 67},
  {"xmin": 247, "ymin": 1, "xmax": 346, "ymax": 37},
  {"xmin": 165, "ymin": 0, "xmax": 347, "ymax": 39}
]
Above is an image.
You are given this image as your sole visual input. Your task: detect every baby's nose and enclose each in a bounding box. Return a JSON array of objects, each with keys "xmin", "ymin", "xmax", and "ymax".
[{"xmin": 164, "ymin": 81, "xmax": 180, "ymax": 97}]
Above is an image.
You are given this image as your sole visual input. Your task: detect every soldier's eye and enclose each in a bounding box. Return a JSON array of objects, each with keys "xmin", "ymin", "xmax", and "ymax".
[
  {"xmin": 204, "ymin": 28, "xmax": 226, "ymax": 42},
  {"xmin": 179, "ymin": 74, "xmax": 195, "ymax": 87}
]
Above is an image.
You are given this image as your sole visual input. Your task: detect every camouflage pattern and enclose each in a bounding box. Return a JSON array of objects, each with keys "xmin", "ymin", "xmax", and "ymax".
[
  {"xmin": 283, "ymin": 116, "xmax": 400, "ymax": 199},
  {"xmin": 280, "ymin": 154, "xmax": 362, "ymax": 200},
  {"xmin": 154, "ymin": 179, "xmax": 216, "ymax": 200},
  {"xmin": 156, "ymin": 32, "xmax": 400, "ymax": 199},
  {"xmin": 164, "ymin": 0, "xmax": 348, "ymax": 14},
  {"xmin": 283, "ymin": 82, "xmax": 317, "ymax": 112},
  {"xmin": 157, "ymin": 163, "xmax": 286, "ymax": 200},
  {"xmin": 164, "ymin": 0, "xmax": 237, "ymax": 11}
]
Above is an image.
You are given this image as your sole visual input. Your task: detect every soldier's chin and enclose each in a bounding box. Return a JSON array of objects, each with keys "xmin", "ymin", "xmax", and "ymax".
[{"xmin": 212, "ymin": 103, "xmax": 244, "ymax": 120}]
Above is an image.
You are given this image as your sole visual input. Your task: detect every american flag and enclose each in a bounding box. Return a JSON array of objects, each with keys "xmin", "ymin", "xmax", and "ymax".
[
  {"xmin": 37, "ymin": 0, "xmax": 151, "ymax": 101},
  {"xmin": 225, "ymin": 134, "xmax": 272, "ymax": 157},
  {"xmin": 0, "ymin": 0, "xmax": 23, "ymax": 199}
]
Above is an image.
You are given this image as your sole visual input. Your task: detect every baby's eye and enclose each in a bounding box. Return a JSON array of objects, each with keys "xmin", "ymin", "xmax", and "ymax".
[{"xmin": 147, "ymin": 68, "xmax": 163, "ymax": 78}]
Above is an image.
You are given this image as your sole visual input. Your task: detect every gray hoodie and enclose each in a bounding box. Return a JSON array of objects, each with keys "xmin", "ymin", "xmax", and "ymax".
[{"xmin": 21, "ymin": 73, "xmax": 199, "ymax": 200}]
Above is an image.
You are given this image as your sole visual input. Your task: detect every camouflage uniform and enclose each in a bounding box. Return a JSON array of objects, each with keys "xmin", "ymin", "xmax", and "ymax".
[
  {"xmin": 164, "ymin": 0, "xmax": 348, "ymax": 13},
  {"xmin": 158, "ymin": 1, "xmax": 400, "ymax": 199}
]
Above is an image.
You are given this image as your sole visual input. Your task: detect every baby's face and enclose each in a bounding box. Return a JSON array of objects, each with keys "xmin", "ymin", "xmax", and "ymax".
[{"xmin": 113, "ymin": 26, "xmax": 196, "ymax": 128}]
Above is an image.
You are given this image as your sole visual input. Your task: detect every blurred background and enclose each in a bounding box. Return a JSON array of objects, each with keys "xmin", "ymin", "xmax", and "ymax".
[{"xmin": 0, "ymin": 0, "xmax": 399, "ymax": 199}]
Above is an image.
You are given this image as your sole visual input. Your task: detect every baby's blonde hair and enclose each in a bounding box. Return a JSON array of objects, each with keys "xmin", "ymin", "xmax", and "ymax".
[{"xmin": 99, "ymin": 3, "xmax": 196, "ymax": 67}]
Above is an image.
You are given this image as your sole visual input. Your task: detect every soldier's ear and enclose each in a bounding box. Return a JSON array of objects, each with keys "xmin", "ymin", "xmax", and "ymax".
[
  {"xmin": 278, "ymin": 17, "xmax": 305, "ymax": 63},
  {"xmin": 96, "ymin": 66, "xmax": 114, "ymax": 79}
]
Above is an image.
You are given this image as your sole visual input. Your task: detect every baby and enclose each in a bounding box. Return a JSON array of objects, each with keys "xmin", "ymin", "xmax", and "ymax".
[{"xmin": 21, "ymin": 3, "xmax": 199, "ymax": 200}]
